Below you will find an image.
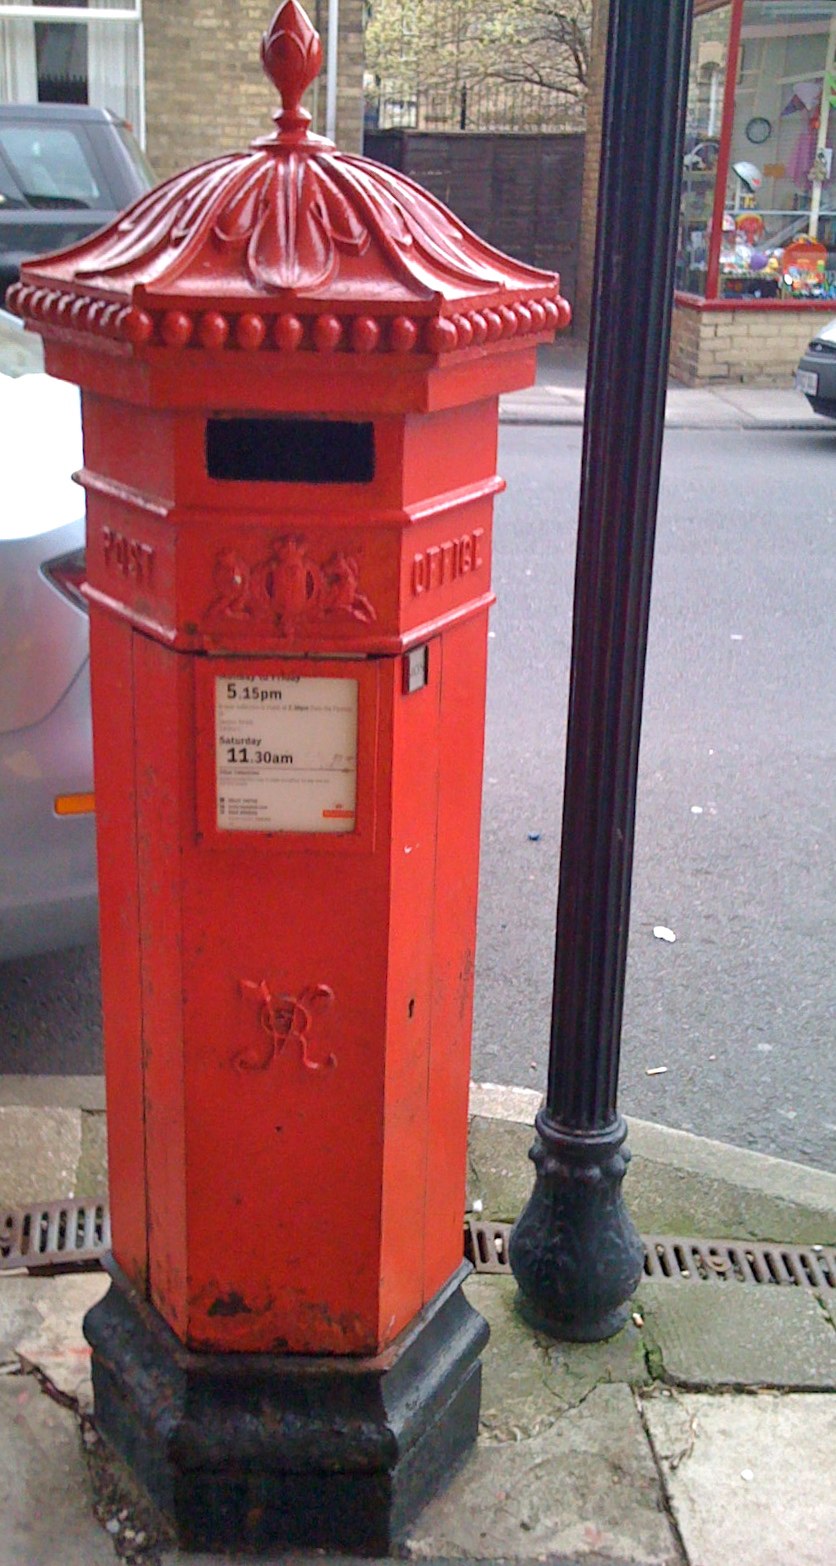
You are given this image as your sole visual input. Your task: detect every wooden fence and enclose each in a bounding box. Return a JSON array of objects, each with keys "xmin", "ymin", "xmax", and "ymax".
[{"xmin": 364, "ymin": 129, "xmax": 585, "ymax": 307}]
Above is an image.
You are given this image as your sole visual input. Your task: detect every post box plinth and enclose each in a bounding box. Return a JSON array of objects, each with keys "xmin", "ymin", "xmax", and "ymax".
[
  {"xmin": 86, "ymin": 1259, "xmax": 487, "ymax": 1554},
  {"xmin": 13, "ymin": 2, "xmax": 571, "ymax": 1549}
]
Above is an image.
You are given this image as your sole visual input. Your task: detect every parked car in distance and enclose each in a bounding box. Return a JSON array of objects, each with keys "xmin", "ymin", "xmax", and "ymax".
[
  {"xmin": 795, "ymin": 316, "xmax": 836, "ymax": 421},
  {"xmin": 0, "ymin": 305, "xmax": 97, "ymax": 962},
  {"xmin": 0, "ymin": 102, "xmax": 154, "ymax": 303}
]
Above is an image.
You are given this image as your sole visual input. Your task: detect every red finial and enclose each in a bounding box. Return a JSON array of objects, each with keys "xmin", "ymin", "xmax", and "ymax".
[{"xmin": 261, "ymin": 1, "xmax": 323, "ymax": 142}]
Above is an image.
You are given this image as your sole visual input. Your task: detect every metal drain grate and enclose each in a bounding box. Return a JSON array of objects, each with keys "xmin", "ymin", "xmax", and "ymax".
[
  {"xmin": 3, "ymin": 1203, "xmax": 833, "ymax": 1289},
  {"xmin": 465, "ymin": 1217, "xmax": 512, "ymax": 1274},
  {"xmin": 643, "ymin": 1234, "xmax": 836, "ymax": 1289},
  {"xmin": 465, "ymin": 1219, "xmax": 836, "ymax": 1291},
  {"xmin": 1, "ymin": 1198, "xmax": 110, "ymax": 1273}
]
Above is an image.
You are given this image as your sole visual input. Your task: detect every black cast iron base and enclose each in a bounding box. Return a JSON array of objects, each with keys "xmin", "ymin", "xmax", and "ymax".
[
  {"xmin": 508, "ymin": 1112, "xmax": 644, "ymax": 1342},
  {"xmin": 84, "ymin": 1260, "xmax": 488, "ymax": 1555}
]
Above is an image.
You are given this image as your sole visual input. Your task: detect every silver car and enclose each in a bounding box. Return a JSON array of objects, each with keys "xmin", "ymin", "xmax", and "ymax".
[
  {"xmin": 0, "ymin": 306, "xmax": 96, "ymax": 960},
  {"xmin": 795, "ymin": 316, "xmax": 836, "ymax": 422}
]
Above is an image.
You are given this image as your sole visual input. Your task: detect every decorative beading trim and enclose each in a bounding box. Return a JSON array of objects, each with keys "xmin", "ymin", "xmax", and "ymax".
[{"xmin": 5, "ymin": 283, "xmax": 572, "ymax": 355}]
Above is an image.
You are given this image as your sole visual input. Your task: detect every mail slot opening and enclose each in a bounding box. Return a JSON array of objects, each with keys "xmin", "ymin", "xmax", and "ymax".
[{"xmin": 206, "ymin": 417, "xmax": 375, "ymax": 483}]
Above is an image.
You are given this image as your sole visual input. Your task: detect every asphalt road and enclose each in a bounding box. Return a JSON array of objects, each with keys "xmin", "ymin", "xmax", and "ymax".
[
  {"xmin": 475, "ymin": 423, "xmax": 835, "ymax": 1171},
  {"xmin": 1, "ymin": 424, "xmax": 834, "ymax": 1170}
]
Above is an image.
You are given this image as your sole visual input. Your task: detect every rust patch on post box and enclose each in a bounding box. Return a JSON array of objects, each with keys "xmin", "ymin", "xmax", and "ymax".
[{"xmin": 207, "ymin": 1291, "xmax": 256, "ymax": 1319}]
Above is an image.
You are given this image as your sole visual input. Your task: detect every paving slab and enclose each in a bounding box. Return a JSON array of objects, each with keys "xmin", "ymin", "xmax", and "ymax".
[
  {"xmin": 0, "ymin": 1373, "xmax": 115, "ymax": 1565},
  {"xmin": 501, "ymin": 389, "xmax": 586, "ymax": 424},
  {"xmin": 637, "ymin": 1278, "xmax": 836, "ymax": 1389},
  {"xmin": 464, "ymin": 1275, "xmax": 562, "ymax": 1443},
  {"xmin": 712, "ymin": 384, "xmax": 829, "ymax": 426},
  {"xmin": 468, "ymin": 1116, "xmax": 534, "ymax": 1220},
  {"xmin": 0, "ymin": 1274, "xmax": 108, "ymax": 1409},
  {"xmin": 404, "ymin": 1382, "xmax": 680, "ymax": 1565},
  {"xmin": 465, "ymin": 1275, "xmax": 649, "ymax": 1447},
  {"xmin": 625, "ymin": 1121, "xmax": 836, "ymax": 1246},
  {"xmin": 0, "ymin": 1106, "xmax": 82, "ymax": 1207},
  {"xmin": 0, "ymin": 1075, "xmax": 106, "ymax": 1111},
  {"xmin": 664, "ymin": 389, "xmax": 743, "ymax": 427},
  {"xmin": 0, "ymin": 1286, "xmax": 44, "ymax": 1371},
  {"xmin": 76, "ymin": 1110, "xmax": 108, "ymax": 1198},
  {"xmin": 499, "ymin": 381, "xmax": 832, "ymax": 429},
  {"xmin": 642, "ymin": 1390, "xmax": 836, "ymax": 1566},
  {"xmin": 468, "ymin": 1088, "xmax": 836, "ymax": 1243}
]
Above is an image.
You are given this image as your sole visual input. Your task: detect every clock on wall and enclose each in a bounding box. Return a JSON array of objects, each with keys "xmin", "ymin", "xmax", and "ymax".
[{"xmin": 746, "ymin": 117, "xmax": 772, "ymax": 145}]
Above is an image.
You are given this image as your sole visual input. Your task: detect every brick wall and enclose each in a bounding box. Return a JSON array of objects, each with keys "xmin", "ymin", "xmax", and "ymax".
[
  {"xmin": 670, "ymin": 304, "xmax": 820, "ymax": 386},
  {"xmin": 668, "ymin": 305, "xmax": 701, "ymax": 383},
  {"xmin": 143, "ymin": 0, "xmax": 364, "ymax": 180},
  {"xmin": 574, "ymin": 0, "xmax": 609, "ymax": 336}
]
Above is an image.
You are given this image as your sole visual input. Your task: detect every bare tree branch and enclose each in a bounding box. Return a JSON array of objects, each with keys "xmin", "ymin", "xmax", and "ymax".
[{"xmin": 365, "ymin": 0, "xmax": 591, "ymax": 125}]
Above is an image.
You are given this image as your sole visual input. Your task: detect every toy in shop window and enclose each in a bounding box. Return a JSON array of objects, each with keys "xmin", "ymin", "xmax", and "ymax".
[
  {"xmin": 683, "ymin": 136, "xmax": 720, "ymax": 172},
  {"xmin": 736, "ymin": 212, "xmax": 765, "ymax": 246},
  {"xmin": 731, "ymin": 159, "xmax": 762, "ymax": 208},
  {"xmin": 719, "ymin": 211, "xmax": 759, "ymax": 276},
  {"xmin": 719, "ymin": 211, "xmax": 747, "ymax": 275},
  {"xmin": 779, "ymin": 235, "xmax": 828, "ymax": 296},
  {"xmin": 718, "ymin": 211, "xmax": 779, "ymax": 299}
]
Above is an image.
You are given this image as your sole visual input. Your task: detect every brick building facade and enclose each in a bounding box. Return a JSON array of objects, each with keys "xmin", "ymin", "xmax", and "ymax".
[
  {"xmin": 145, "ymin": 0, "xmax": 365, "ymax": 177},
  {"xmin": 574, "ymin": 0, "xmax": 609, "ymax": 338},
  {"xmin": 0, "ymin": 1, "xmax": 364, "ymax": 183}
]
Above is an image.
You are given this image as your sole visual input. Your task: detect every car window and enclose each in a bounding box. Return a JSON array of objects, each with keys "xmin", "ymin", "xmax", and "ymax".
[
  {"xmin": 0, "ymin": 125, "xmax": 103, "ymax": 210},
  {"xmin": 0, "ymin": 152, "xmax": 26, "ymax": 211},
  {"xmin": 817, "ymin": 318, "xmax": 836, "ymax": 346},
  {"xmin": 0, "ymin": 309, "xmax": 45, "ymax": 377},
  {"xmin": 115, "ymin": 124, "xmax": 156, "ymax": 189}
]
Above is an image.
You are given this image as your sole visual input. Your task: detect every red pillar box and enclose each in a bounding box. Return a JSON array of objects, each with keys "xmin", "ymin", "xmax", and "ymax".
[{"xmin": 10, "ymin": 4, "xmax": 569, "ymax": 1551}]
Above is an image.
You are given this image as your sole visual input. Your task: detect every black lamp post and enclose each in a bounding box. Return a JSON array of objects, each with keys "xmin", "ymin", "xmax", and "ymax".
[{"xmin": 508, "ymin": 0, "xmax": 694, "ymax": 1341}]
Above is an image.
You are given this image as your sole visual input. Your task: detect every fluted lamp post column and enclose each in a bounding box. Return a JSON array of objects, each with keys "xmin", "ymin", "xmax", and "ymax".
[{"xmin": 509, "ymin": 0, "xmax": 694, "ymax": 1341}]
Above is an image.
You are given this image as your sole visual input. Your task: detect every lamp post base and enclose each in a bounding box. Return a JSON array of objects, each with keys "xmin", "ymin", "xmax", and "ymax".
[
  {"xmin": 84, "ymin": 1261, "xmax": 488, "ymax": 1555},
  {"xmin": 509, "ymin": 1112, "xmax": 644, "ymax": 1343},
  {"xmin": 516, "ymin": 1296, "xmax": 634, "ymax": 1344}
]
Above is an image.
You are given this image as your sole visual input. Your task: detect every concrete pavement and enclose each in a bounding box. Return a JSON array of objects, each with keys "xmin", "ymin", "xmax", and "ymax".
[
  {"xmin": 498, "ymin": 338, "xmax": 836, "ymax": 428},
  {"xmin": 500, "ymin": 377, "xmax": 836, "ymax": 430},
  {"xmin": 1, "ymin": 1077, "xmax": 835, "ymax": 1565}
]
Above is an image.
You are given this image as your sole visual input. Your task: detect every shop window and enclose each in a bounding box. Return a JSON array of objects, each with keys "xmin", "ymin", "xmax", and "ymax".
[
  {"xmin": 678, "ymin": 4, "xmax": 732, "ymax": 294},
  {"xmin": 677, "ymin": 0, "xmax": 836, "ymax": 303}
]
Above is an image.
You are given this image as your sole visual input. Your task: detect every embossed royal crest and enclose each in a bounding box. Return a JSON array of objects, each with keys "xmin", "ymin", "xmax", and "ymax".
[{"xmin": 209, "ymin": 535, "xmax": 375, "ymax": 635}]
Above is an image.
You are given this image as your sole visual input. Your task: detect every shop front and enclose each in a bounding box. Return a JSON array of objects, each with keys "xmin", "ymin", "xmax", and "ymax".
[{"xmin": 671, "ymin": 0, "xmax": 836, "ymax": 384}]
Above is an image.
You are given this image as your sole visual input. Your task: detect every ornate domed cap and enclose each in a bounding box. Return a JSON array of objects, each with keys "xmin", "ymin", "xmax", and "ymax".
[{"xmin": 8, "ymin": 1, "xmax": 570, "ymax": 357}]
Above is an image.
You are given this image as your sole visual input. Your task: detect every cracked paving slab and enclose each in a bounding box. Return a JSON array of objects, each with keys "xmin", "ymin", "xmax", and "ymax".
[
  {"xmin": 636, "ymin": 1279, "xmax": 836, "ymax": 1389},
  {"xmin": 0, "ymin": 1275, "xmax": 108, "ymax": 1410},
  {"xmin": 642, "ymin": 1390, "xmax": 836, "ymax": 1566},
  {"xmin": 0, "ymin": 1373, "xmax": 116, "ymax": 1565},
  {"xmin": 404, "ymin": 1382, "xmax": 681, "ymax": 1564},
  {"xmin": 465, "ymin": 1276, "xmax": 650, "ymax": 1443},
  {"xmin": 404, "ymin": 1278, "xmax": 679, "ymax": 1564}
]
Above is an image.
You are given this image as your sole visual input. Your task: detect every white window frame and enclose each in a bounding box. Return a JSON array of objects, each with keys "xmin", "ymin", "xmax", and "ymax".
[{"xmin": 0, "ymin": 1, "xmax": 145, "ymax": 147}]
